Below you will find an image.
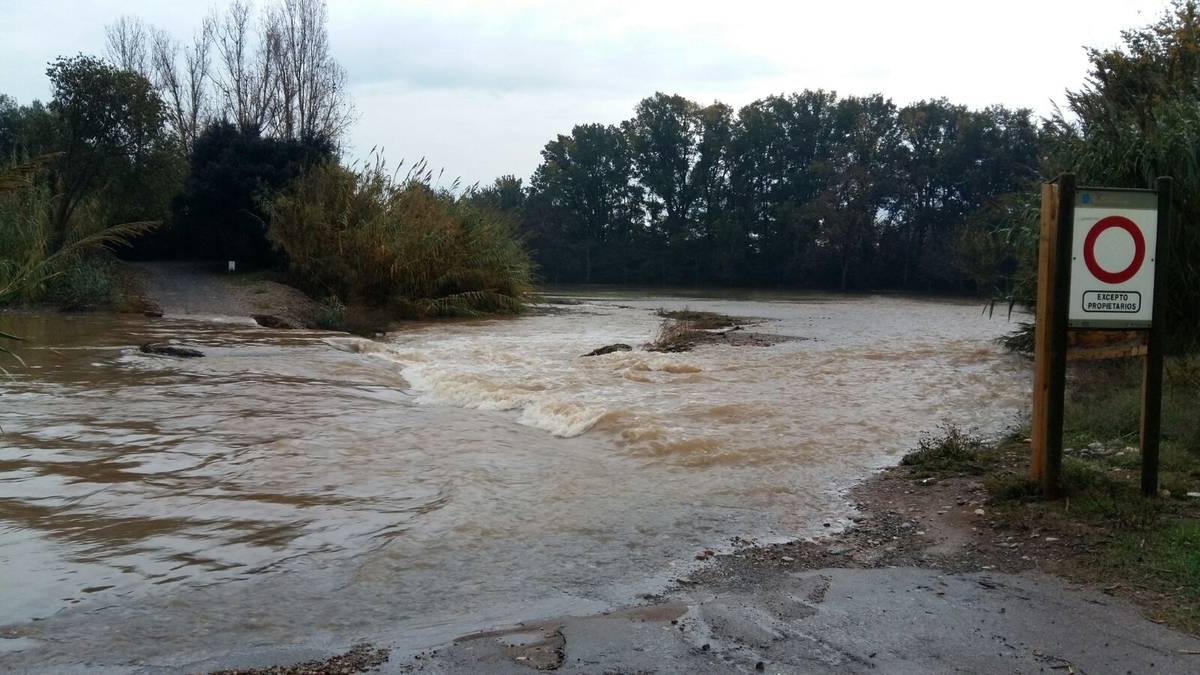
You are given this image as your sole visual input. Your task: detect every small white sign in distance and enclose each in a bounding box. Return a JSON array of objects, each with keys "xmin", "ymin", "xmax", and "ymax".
[{"xmin": 1068, "ymin": 189, "xmax": 1158, "ymax": 328}]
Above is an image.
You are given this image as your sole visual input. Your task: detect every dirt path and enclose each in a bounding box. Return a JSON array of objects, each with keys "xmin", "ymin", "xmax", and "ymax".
[{"xmin": 132, "ymin": 261, "xmax": 315, "ymax": 327}]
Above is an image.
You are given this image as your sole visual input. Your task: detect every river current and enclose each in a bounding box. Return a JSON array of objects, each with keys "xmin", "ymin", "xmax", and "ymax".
[{"xmin": 0, "ymin": 290, "xmax": 1029, "ymax": 670}]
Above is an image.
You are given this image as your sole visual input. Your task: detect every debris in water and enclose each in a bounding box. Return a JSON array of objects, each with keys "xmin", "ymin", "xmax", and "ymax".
[
  {"xmin": 582, "ymin": 343, "xmax": 632, "ymax": 357},
  {"xmin": 139, "ymin": 343, "xmax": 204, "ymax": 358},
  {"xmin": 252, "ymin": 314, "xmax": 297, "ymax": 329}
]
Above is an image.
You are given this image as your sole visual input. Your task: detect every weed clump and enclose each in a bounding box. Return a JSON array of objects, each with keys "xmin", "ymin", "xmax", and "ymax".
[
  {"xmin": 646, "ymin": 318, "xmax": 697, "ymax": 353},
  {"xmin": 314, "ymin": 295, "xmax": 346, "ymax": 331},
  {"xmin": 900, "ymin": 425, "xmax": 987, "ymax": 475},
  {"xmin": 997, "ymin": 322, "xmax": 1035, "ymax": 354},
  {"xmin": 985, "ymin": 472, "xmax": 1040, "ymax": 502}
]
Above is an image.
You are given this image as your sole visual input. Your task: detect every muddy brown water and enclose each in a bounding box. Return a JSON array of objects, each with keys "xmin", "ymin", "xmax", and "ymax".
[{"xmin": 0, "ymin": 291, "xmax": 1029, "ymax": 670}]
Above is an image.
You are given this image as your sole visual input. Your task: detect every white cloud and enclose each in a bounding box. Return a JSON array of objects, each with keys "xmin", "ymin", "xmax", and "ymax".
[{"xmin": 0, "ymin": 0, "xmax": 1173, "ymax": 186}]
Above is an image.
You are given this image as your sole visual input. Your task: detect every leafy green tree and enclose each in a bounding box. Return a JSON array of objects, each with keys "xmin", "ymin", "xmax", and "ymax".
[
  {"xmin": 45, "ymin": 55, "xmax": 164, "ymax": 251},
  {"xmin": 625, "ymin": 93, "xmax": 701, "ymax": 280},
  {"xmin": 0, "ymin": 96, "xmax": 58, "ymax": 161},
  {"xmin": 530, "ymin": 124, "xmax": 641, "ymax": 283},
  {"xmin": 1047, "ymin": 0, "xmax": 1200, "ymax": 343},
  {"xmin": 891, "ymin": 99, "xmax": 963, "ymax": 287},
  {"xmin": 469, "ymin": 175, "xmax": 526, "ymax": 213},
  {"xmin": 167, "ymin": 121, "xmax": 333, "ymax": 266},
  {"xmin": 691, "ymin": 103, "xmax": 735, "ymax": 283},
  {"xmin": 728, "ymin": 91, "xmax": 840, "ymax": 285},
  {"xmin": 817, "ymin": 95, "xmax": 903, "ymax": 290}
]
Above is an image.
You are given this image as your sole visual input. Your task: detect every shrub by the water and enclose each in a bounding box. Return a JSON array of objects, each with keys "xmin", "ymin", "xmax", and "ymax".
[
  {"xmin": 314, "ymin": 295, "xmax": 347, "ymax": 330},
  {"xmin": 998, "ymin": 321, "xmax": 1035, "ymax": 355},
  {"xmin": 1, "ymin": 158, "xmax": 153, "ymax": 308},
  {"xmin": 47, "ymin": 257, "xmax": 115, "ymax": 310},
  {"xmin": 900, "ymin": 424, "xmax": 987, "ymax": 475},
  {"xmin": 267, "ymin": 159, "xmax": 534, "ymax": 318}
]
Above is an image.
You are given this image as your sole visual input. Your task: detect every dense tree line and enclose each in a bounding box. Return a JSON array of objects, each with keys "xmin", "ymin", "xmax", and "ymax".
[
  {"xmin": 0, "ymin": 55, "xmax": 179, "ymax": 255},
  {"xmin": 0, "ymin": 0, "xmax": 350, "ymax": 310},
  {"xmin": 4, "ymin": 0, "xmax": 1199, "ymax": 341},
  {"xmin": 100, "ymin": 0, "xmax": 352, "ymax": 263},
  {"xmin": 479, "ymin": 93, "xmax": 1041, "ymax": 292}
]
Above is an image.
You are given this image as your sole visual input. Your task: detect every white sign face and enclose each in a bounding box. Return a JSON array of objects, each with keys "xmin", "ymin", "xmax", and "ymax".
[{"xmin": 1068, "ymin": 189, "xmax": 1158, "ymax": 328}]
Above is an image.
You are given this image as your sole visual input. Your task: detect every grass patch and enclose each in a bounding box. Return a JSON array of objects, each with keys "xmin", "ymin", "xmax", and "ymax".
[
  {"xmin": 1064, "ymin": 357, "xmax": 1200, "ymax": 453},
  {"xmin": 984, "ymin": 471, "xmax": 1040, "ymax": 502},
  {"xmin": 900, "ymin": 425, "xmax": 988, "ymax": 476},
  {"xmin": 1109, "ymin": 519, "xmax": 1200, "ymax": 629},
  {"xmin": 963, "ymin": 359, "xmax": 1200, "ymax": 633}
]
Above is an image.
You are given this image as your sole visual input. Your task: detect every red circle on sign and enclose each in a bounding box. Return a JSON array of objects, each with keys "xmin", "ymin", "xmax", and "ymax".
[{"xmin": 1083, "ymin": 216, "xmax": 1146, "ymax": 284}]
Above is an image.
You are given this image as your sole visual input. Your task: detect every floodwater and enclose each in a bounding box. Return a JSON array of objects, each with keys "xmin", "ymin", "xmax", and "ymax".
[{"xmin": 0, "ymin": 291, "xmax": 1030, "ymax": 670}]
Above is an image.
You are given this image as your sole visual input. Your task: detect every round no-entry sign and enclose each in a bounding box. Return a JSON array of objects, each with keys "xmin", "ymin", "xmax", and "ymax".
[
  {"xmin": 1068, "ymin": 189, "xmax": 1158, "ymax": 328},
  {"xmin": 1082, "ymin": 215, "xmax": 1145, "ymax": 284}
]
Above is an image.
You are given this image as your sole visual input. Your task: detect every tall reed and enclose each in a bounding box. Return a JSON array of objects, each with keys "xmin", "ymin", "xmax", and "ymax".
[
  {"xmin": 267, "ymin": 158, "xmax": 534, "ymax": 318},
  {"xmin": 0, "ymin": 156, "xmax": 157, "ymax": 306}
]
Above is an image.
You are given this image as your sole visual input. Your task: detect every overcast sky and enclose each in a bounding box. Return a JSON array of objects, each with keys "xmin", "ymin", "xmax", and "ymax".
[{"xmin": 0, "ymin": 0, "xmax": 1172, "ymax": 187}]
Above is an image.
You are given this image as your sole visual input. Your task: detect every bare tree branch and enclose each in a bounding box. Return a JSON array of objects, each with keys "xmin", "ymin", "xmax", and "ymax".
[
  {"xmin": 108, "ymin": 0, "xmax": 352, "ymax": 149},
  {"xmin": 105, "ymin": 16, "xmax": 150, "ymax": 76}
]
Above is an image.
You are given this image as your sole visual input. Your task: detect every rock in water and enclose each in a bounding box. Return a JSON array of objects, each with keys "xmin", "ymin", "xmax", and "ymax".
[
  {"xmin": 252, "ymin": 314, "xmax": 296, "ymax": 329},
  {"xmin": 140, "ymin": 343, "xmax": 205, "ymax": 358},
  {"xmin": 582, "ymin": 343, "xmax": 632, "ymax": 357}
]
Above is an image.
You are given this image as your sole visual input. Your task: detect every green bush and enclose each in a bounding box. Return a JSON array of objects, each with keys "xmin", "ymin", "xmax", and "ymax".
[
  {"xmin": 1, "ymin": 158, "xmax": 155, "ymax": 307},
  {"xmin": 47, "ymin": 257, "xmax": 115, "ymax": 310},
  {"xmin": 267, "ymin": 159, "xmax": 534, "ymax": 318},
  {"xmin": 314, "ymin": 295, "xmax": 346, "ymax": 330}
]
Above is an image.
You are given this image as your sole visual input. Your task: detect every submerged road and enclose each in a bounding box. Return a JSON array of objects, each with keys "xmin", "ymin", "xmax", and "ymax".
[{"xmin": 185, "ymin": 566, "xmax": 1200, "ymax": 674}]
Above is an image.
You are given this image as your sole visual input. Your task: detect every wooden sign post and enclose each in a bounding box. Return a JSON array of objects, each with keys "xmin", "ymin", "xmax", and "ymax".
[{"xmin": 1030, "ymin": 175, "xmax": 1171, "ymax": 498}]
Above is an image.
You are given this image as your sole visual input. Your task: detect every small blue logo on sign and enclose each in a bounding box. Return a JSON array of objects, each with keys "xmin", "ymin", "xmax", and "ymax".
[{"xmin": 1082, "ymin": 193, "xmax": 1091, "ymax": 204}]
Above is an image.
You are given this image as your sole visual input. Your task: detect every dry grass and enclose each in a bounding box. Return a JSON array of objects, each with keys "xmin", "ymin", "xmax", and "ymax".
[{"xmin": 646, "ymin": 317, "xmax": 697, "ymax": 353}]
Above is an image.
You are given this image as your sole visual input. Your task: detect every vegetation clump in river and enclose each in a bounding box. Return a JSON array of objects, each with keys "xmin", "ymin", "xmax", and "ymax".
[
  {"xmin": 645, "ymin": 308, "xmax": 796, "ymax": 352},
  {"xmin": 267, "ymin": 158, "xmax": 534, "ymax": 323}
]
